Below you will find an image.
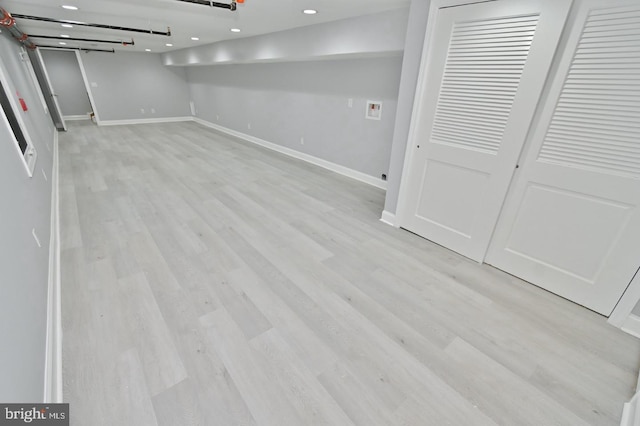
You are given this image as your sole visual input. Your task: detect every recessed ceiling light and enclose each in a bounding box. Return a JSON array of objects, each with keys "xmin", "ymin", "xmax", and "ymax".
[
  {"xmin": 60, "ymin": 34, "xmax": 70, "ymax": 38},
  {"xmin": 230, "ymin": 28, "xmax": 241, "ymax": 33},
  {"xmin": 145, "ymin": 48, "xmax": 151, "ymax": 52},
  {"xmin": 61, "ymin": 23, "xmax": 73, "ymax": 28},
  {"xmin": 191, "ymin": 37, "xmax": 199, "ymax": 41},
  {"xmin": 59, "ymin": 42, "xmax": 67, "ymax": 45},
  {"xmin": 166, "ymin": 43, "xmax": 173, "ymax": 47},
  {"xmin": 303, "ymin": 9, "xmax": 317, "ymax": 14},
  {"xmin": 61, "ymin": 5, "xmax": 78, "ymax": 10}
]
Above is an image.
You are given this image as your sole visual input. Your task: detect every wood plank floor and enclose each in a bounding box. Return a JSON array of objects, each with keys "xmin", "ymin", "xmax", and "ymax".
[{"xmin": 60, "ymin": 121, "xmax": 640, "ymax": 425}]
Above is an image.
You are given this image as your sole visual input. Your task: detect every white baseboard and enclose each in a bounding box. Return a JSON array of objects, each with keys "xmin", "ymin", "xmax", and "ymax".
[
  {"xmin": 63, "ymin": 114, "xmax": 90, "ymax": 121},
  {"xmin": 380, "ymin": 210, "xmax": 399, "ymax": 227},
  {"xmin": 621, "ymin": 314, "xmax": 640, "ymax": 340},
  {"xmin": 192, "ymin": 117, "xmax": 387, "ymax": 190},
  {"xmin": 98, "ymin": 116, "xmax": 192, "ymax": 126},
  {"xmin": 621, "ymin": 391, "xmax": 640, "ymax": 426},
  {"xmin": 44, "ymin": 130, "xmax": 62, "ymax": 403}
]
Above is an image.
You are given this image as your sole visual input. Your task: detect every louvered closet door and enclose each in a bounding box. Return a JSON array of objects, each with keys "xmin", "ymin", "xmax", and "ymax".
[
  {"xmin": 485, "ymin": 0, "xmax": 640, "ymax": 315},
  {"xmin": 399, "ymin": 0, "xmax": 571, "ymax": 262}
]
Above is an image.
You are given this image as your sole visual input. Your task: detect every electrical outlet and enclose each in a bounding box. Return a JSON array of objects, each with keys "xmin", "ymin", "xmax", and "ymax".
[
  {"xmin": 348, "ymin": 98, "xmax": 353, "ymax": 108},
  {"xmin": 141, "ymin": 108, "xmax": 145, "ymax": 114},
  {"xmin": 247, "ymin": 123, "xmax": 251, "ymax": 130},
  {"xmin": 216, "ymin": 115, "xmax": 220, "ymax": 121},
  {"xmin": 151, "ymin": 108, "xmax": 156, "ymax": 114},
  {"xmin": 300, "ymin": 137, "xmax": 304, "ymax": 145}
]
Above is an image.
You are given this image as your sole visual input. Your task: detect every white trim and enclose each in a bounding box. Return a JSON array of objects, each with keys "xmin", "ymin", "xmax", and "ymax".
[
  {"xmin": 20, "ymin": 47, "xmax": 49, "ymax": 113},
  {"xmin": 395, "ymin": 0, "xmax": 441, "ymax": 227},
  {"xmin": 99, "ymin": 116, "xmax": 193, "ymax": 127},
  {"xmin": 380, "ymin": 210, "xmax": 399, "ymax": 227},
  {"xmin": 74, "ymin": 50, "xmax": 100, "ymax": 125},
  {"xmin": 192, "ymin": 117, "xmax": 387, "ymax": 190},
  {"xmin": 609, "ymin": 268, "xmax": 640, "ymax": 327},
  {"xmin": 35, "ymin": 48, "xmax": 67, "ymax": 132},
  {"xmin": 63, "ymin": 114, "xmax": 90, "ymax": 121},
  {"xmin": 621, "ymin": 314, "xmax": 640, "ymax": 340},
  {"xmin": 0, "ymin": 58, "xmax": 38, "ymax": 176},
  {"xmin": 620, "ymin": 390, "xmax": 640, "ymax": 426},
  {"xmin": 395, "ymin": 0, "xmax": 497, "ymax": 229},
  {"xmin": 43, "ymin": 129, "xmax": 62, "ymax": 403}
]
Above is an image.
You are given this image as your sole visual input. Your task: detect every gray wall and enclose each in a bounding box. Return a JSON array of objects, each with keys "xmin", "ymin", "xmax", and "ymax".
[
  {"xmin": 383, "ymin": 0, "xmax": 431, "ymax": 215},
  {"xmin": 163, "ymin": 8, "xmax": 410, "ymax": 66},
  {"xmin": 40, "ymin": 50, "xmax": 92, "ymax": 118},
  {"xmin": 0, "ymin": 32, "xmax": 56, "ymax": 402},
  {"xmin": 187, "ymin": 57, "xmax": 402, "ymax": 179},
  {"xmin": 80, "ymin": 51, "xmax": 191, "ymax": 122},
  {"xmin": 170, "ymin": 9, "xmax": 412, "ymax": 182}
]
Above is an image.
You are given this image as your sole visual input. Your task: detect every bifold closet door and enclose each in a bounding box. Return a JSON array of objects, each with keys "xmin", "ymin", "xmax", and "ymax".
[
  {"xmin": 486, "ymin": 0, "xmax": 640, "ymax": 316},
  {"xmin": 399, "ymin": 0, "xmax": 571, "ymax": 262}
]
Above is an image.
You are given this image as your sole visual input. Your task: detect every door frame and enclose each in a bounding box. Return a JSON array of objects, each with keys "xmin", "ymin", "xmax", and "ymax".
[
  {"xmin": 74, "ymin": 50, "xmax": 101, "ymax": 124},
  {"xmin": 609, "ymin": 268, "xmax": 640, "ymax": 327},
  {"xmin": 34, "ymin": 48, "xmax": 66, "ymax": 131},
  {"xmin": 38, "ymin": 47, "xmax": 100, "ymax": 125},
  {"xmin": 396, "ymin": 0, "xmax": 497, "ymax": 246}
]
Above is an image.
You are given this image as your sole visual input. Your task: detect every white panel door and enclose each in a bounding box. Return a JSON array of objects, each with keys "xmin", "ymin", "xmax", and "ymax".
[
  {"xmin": 486, "ymin": 0, "xmax": 640, "ymax": 315},
  {"xmin": 399, "ymin": 0, "xmax": 572, "ymax": 261}
]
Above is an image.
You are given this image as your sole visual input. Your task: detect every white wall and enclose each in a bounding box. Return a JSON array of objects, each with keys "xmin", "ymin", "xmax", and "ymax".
[
  {"xmin": 188, "ymin": 57, "xmax": 402, "ymax": 179},
  {"xmin": 383, "ymin": 0, "xmax": 431, "ymax": 216},
  {"xmin": 0, "ymin": 31, "xmax": 56, "ymax": 402},
  {"xmin": 40, "ymin": 50, "xmax": 92, "ymax": 118},
  {"xmin": 80, "ymin": 51, "xmax": 191, "ymax": 122},
  {"xmin": 163, "ymin": 9, "xmax": 411, "ymax": 183},
  {"xmin": 163, "ymin": 8, "xmax": 409, "ymax": 66}
]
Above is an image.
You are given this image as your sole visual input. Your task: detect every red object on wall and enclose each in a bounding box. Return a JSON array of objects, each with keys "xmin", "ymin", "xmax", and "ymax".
[{"xmin": 16, "ymin": 91, "xmax": 27, "ymax": 111}]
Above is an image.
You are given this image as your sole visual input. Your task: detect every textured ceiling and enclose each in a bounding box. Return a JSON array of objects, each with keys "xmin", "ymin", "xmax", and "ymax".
[{"xmin": 0, "ymin": 0, "xmax": 410, "ymax": 53}]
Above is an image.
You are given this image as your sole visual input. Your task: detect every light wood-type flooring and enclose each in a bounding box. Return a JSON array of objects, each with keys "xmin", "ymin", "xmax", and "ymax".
[{"xmin": 60, "ymin": 121, "xmax": 640, "ymax": 425}]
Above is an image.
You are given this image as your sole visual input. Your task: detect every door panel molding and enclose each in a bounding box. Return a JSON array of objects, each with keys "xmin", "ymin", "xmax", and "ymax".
[
  {"xmin": 397, "ymin": 0, "xmax": 573, "ymax": 262},
  {"xmin": 486, "ymin": 0, "xmax": 640, "ymax": 315}
]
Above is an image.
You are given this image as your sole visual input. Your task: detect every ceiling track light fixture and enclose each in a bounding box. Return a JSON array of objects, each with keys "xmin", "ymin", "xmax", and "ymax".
[
  {"xmin": 11, "ymin": 14, "xmax": 172, "ymax": 36},
  {"xmin": 175, "ymin": 0, "xmax": 242, "ymax": 11},
  {"xmin": 39, "ymin": 45, "xmax": 115, "ymax": 53},
  {"xmin": 30, "ymin": 34, "xmax": 135, "ymax": 46}
]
